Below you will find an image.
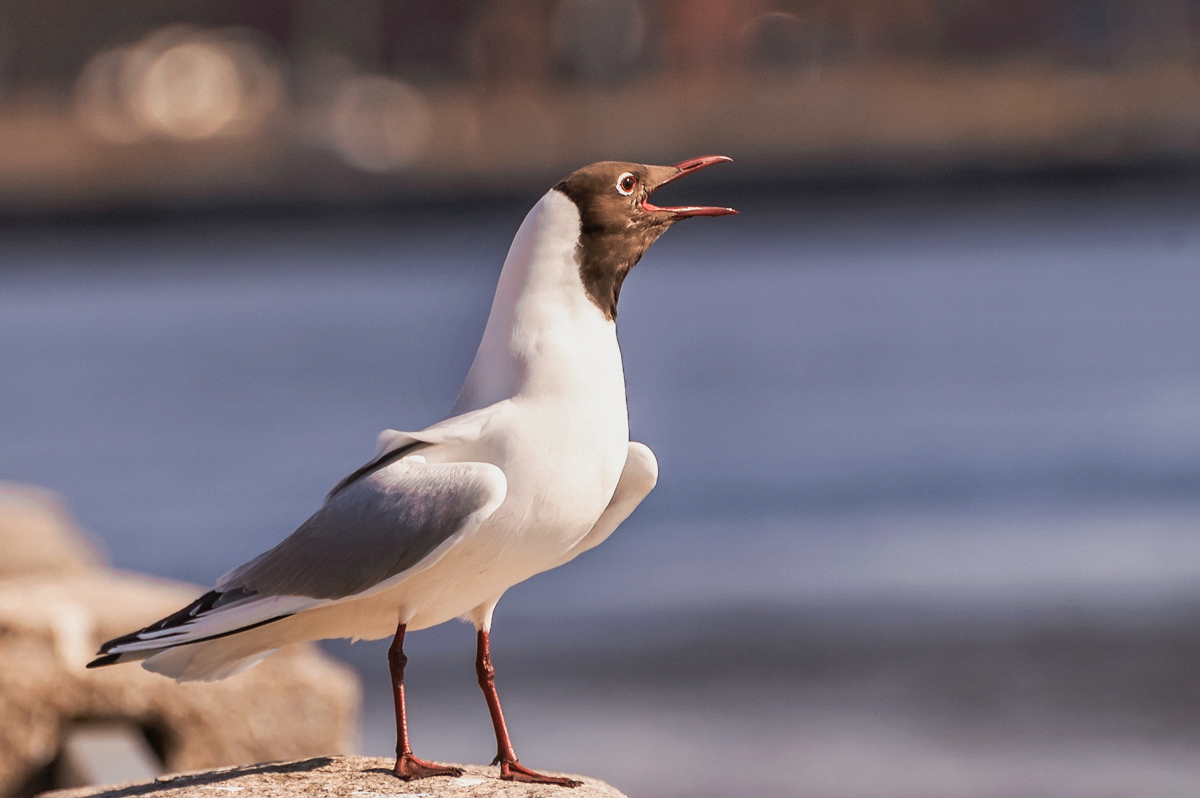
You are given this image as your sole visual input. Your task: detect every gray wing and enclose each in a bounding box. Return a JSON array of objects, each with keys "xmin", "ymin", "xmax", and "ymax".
[{"xmin": 219, "ymin": 458, "xmax": 507, "ymax": 600}]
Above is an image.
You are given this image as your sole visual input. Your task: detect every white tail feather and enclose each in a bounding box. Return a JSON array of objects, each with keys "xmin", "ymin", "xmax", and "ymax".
[{"xmin": 144, "ymin": 643, "xmax": 280, "ymax": 682}]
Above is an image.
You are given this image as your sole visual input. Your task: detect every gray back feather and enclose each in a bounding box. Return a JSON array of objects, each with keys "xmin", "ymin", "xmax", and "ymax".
[{"xmin": 222, "ymin": 460, "xmax": 505, "ymax": 600}]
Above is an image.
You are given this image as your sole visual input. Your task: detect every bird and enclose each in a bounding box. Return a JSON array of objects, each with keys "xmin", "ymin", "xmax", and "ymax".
[{"xmin": 88, "ymin": 156, "xmax": 736, "ymax": 785}]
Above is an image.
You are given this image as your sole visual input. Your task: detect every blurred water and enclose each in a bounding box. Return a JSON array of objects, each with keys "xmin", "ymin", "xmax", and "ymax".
[{"xmin": 3, "ymin": 180, "xmax": 1200, "ymax": 796}]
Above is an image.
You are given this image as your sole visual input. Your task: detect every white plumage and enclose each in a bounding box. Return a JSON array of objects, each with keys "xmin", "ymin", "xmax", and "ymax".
[{"xmin": 98, "ymin": 188, "xmax": 657, "ymax": 681}]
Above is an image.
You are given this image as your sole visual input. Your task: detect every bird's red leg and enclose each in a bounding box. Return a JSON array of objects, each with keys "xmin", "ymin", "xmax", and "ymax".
[
  {"xmin": 389, "ymin": 620, "xmax": 463, "ymax": 781},
  {"xmin": 475, "ymin": 629, "xmax": 582, "ymax": 787}
]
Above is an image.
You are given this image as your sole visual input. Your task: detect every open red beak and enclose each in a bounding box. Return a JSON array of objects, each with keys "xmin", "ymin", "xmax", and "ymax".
[{"xmin": 642, "ymin": 155, "xmax": 737, "ymax": 219}]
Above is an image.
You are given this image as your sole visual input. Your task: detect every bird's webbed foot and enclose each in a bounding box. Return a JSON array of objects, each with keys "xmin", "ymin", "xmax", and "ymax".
[
  {"xmin": 497, "ymin": 757, "xmax": 582, "ymax": 787},
  {"xmin": 393, "ymin": 754, "xmax": 463, "ymax": 781}
]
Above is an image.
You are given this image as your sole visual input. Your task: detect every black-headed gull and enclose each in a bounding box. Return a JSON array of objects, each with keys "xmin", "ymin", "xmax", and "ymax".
[{"xmin": 90, "ymin": 156, "xmax": 735, "ymax": 785}]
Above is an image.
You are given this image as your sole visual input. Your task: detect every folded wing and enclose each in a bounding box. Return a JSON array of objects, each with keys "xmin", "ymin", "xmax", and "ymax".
[
  {"xmin": 90, "ymin": 457, "xmax": 506, "ymax": 665},
  {"xmin": 224, "ymin": 458, "xmax": 506, "ymax": 599}
]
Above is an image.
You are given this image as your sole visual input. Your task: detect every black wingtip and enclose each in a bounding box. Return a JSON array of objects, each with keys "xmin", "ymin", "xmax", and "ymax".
[{"xmin": 86, "ymin": 653, "xmax": 122, "ymax": 669}]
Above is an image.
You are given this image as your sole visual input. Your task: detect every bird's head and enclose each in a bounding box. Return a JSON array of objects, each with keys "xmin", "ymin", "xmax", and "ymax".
[{"xmin": 554, "ymin": 155, "xmax": 736, "ymax": 319}]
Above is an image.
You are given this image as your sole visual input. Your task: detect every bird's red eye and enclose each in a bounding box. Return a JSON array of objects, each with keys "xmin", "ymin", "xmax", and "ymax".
[{"xmin": 616, "ymin": 173, "xmax": 637, "ymax": 196}]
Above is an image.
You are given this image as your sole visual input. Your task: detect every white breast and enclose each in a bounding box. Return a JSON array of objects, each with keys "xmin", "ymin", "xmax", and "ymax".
[{"xmin": 452, "ymin": 189, "xmax": 625, "ymax": 416}]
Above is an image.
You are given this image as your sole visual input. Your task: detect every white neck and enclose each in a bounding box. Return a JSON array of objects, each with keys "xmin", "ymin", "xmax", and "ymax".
[{"xmin": 452, "ymin": 189, "xmax": 625, "ymax": 415}]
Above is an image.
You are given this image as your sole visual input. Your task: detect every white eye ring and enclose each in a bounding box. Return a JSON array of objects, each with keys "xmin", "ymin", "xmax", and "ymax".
[{"xmin": 616, "ymin": 172, "xmax": 637, "ymax": 196}]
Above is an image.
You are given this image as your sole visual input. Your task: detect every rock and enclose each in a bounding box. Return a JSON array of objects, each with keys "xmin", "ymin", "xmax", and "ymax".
[
  {"xmin": 38, "ymin": 756, "xmax": 627, "ymax": 798},
  {"xmin": 0, "ymin": 484, "xmax": 361, "ymax": 796},
  {"xmin": 53, "ymin": 722, "xmax": 162, "ymax": 789},
  {"xmin": 0, "ymin": 483, "xmax": 101, "ymax": 579}
]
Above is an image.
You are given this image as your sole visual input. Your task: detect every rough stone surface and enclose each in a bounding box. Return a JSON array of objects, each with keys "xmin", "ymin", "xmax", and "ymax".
[
  {"xmin": 0, "ymin": 483, "xmax": 101, "ymax": 579},
  {"xmin": 39, "ymin": 757, "xmax": 627, "ymax": 798},
  {"xmin": 0, "ymin": 484, "xmax": 361, "ymax": 797}
]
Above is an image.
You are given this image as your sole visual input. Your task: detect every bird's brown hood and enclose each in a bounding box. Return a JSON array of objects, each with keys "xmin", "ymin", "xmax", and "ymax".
[{"xmin": 554, "ymin": 155, "xmax": 735, "ymax": 319}]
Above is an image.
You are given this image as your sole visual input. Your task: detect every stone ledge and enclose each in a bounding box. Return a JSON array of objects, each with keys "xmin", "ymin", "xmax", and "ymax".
[{"xmin": 39, "ymin": 756, "xmax": 627, "ymax": 798}]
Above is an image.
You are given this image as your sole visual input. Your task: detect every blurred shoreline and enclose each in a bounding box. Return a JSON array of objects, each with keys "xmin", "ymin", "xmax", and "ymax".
[
  {"xmin": 0, "ymin": 0, "xmax": 1199, "ymax": 216},
  {"xmin": 0, "ymin": 150, "xmax": 1197, "ymax": 230},
  {"xmin": 4, "ymin": 55, "xmax": 1200, "ymax": 216}
]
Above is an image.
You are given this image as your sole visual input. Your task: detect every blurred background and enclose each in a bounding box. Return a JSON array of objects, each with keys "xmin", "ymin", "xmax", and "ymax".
[
  {"xmin": 4, "ymin": 1, "xmax": 1200, "ymax": 797},
  {"xmin": 0, "ymin": 0, "xmax": 1199, "ymax": 205}
]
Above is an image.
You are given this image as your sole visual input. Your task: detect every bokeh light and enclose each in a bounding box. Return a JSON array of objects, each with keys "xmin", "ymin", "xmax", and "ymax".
[
  {"xmin": 136, "ymin": 41, "xmax": 243, "ymax": 139},
  {"xmin": 73, "ymin": 46, "xmax": 143, "ymax": 144},
  {"xmin": 74, "ymin": 26, "xmax": 282, "ymax": 144},
  {"xmin": 329, "ymin": 75, "xmax": 432, "ymax": 172}
]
